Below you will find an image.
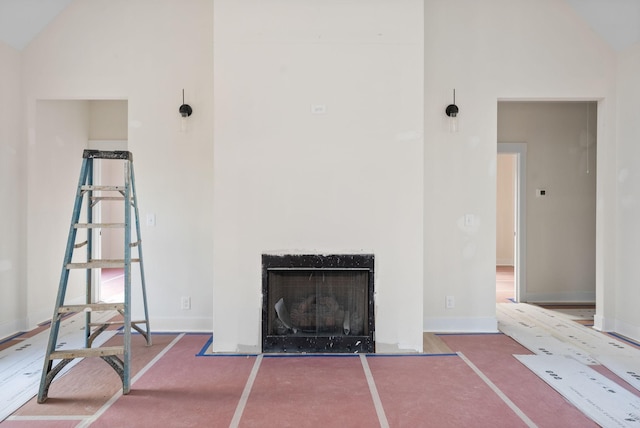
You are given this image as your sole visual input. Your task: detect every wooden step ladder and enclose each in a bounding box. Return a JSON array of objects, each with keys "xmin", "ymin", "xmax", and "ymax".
[{"xmin": 37, "ymin": 150, "xmax": 151, "ymax": 403}]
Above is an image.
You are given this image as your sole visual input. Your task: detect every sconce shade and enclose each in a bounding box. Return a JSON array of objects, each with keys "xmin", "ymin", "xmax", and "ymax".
[{"xmin": 179, "ymin": 103, "xmax": 192, "ymax": 117}]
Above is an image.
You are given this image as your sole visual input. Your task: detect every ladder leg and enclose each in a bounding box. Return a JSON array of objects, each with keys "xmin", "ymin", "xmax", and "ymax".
[
  {"xmin": 85, "ymin": 159, "xmax": 94, "ymax": 347},
  {"xmin": 38, "ymin": 158, "xmax": 92, "ymax": 403},
  {"xmin": 122, "ymin": 160, "xmax": 132, "ymax": 394},
  {"xmin": 130, "ymin": 162, "xmax": 152, "ymax": 346}
]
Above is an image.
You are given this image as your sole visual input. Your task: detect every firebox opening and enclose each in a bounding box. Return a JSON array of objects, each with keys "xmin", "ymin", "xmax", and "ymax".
[{"xmin": 262, "ymin": 254, "xmax": 374, "ymax": 353}]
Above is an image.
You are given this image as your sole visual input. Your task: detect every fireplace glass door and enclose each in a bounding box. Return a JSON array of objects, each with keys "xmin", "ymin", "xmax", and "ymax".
[{"xmin": 262, "ymin": 254, "xmax": 374, "ymax": 353}]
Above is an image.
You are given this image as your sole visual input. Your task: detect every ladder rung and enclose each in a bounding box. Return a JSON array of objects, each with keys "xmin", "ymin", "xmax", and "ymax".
[
  {"xmin": 74, "ymin": 241, "xmax": 88, "ymax": 249},
  {"xmin": 58, "ymin": 303, "xmax": 124, "ymax": 313},
  {"xmin": 90, "ymin": 196, "xmax": 126, "ymax": 208},
  {"xmin": 49, "ymin": 346, "xmax": 124, "ymax": 360},
  {"xmin": 90, "ymin": 196, "xmax": 126, "ymax": 201},
  {"xmin": 81, "ymin": 185, "xmax": 125, "ymax": 192},
  {"xmin": 74, "ymin": 223, "xmax": 125, "ymax": 229},
  {"xmin": 89, "ymin": 320, "xmax": 148, "ymax": 327},
  {"xmin": 66, "ymin": 259, "xmax": 140, "ymax": 269}
]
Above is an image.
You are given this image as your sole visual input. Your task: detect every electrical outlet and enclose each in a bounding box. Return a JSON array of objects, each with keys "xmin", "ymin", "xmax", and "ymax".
[
  {"xmin": 146, "ymin": 213, "xmax": 156, "ymax": 227},
  {"xmin": 181, "ymin": 296, "xmax": 191, "ymax": 310},
  {"xmin": 445, "ymin": 295, "xmax": 455, "ymax": 309}
]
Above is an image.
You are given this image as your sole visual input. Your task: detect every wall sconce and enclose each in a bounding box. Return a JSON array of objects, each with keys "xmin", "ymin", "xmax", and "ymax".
[
  {"xmin": 179, "ymin": 89, "xmax": 192, "ymax": 132},
  {"xmin": 445, "ymin": 89, "xmax": 459, "ymax": 133}
]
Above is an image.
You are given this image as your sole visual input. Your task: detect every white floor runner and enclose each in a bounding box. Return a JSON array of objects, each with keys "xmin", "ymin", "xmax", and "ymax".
[
  {"xmin": 500, "ymin": 303, "xmax": 640, "ymax": 426},
  {"xmin": 498, "ymin": 303, "xmax": 640, "ymax": 361},
  {"xmin": 516, "ymin": 354, "xmax": 640, "ymax": 427},
  {"xmin": 0, "ymin": 312, "xmax": 117, "ymax": 421},
  {"xmin": 596, "ymin": 354, "xmax": 640, "ymax": 394}
]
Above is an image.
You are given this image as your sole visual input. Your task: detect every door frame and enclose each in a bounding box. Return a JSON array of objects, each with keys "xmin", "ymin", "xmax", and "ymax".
[{"xmin": 498, "ymin": 142, "xmax": 527, "ymax": 302}]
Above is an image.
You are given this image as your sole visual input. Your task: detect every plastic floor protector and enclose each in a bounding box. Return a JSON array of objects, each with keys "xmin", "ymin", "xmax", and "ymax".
[
  {"xmin": 596, "ymin": 354, "xmax": 640, "ymax": 394},
  {"xmin": 0, "ymin": 311, "xmax": 117, "ymax": 421},
  {"xmin": 498, "ymin": 303, "xmax": 640, "ymax": 360},
  {"xmin": 505, "ymin": 329, "xmax": 598, "ymax": 365},
  {"xmin": 516, "ymin": 354, "xmax": 640, "ymax": 427},
  {"xmin": 545, "ymin": 307, "xmax": 596, "ymax": 321}
]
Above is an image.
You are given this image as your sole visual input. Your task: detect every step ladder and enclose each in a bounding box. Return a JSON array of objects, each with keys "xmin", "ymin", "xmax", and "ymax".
[{"xmin": 37, "ymin": 149, "xmax": 151, "ymax": 403}]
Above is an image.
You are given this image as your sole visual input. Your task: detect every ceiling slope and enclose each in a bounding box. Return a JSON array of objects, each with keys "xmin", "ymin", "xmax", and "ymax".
[
  {"xmin": 566, "ymin": 0, "xmax": 640, "ymax": 51},
  {"xmin": 0, "ymin": 0, "xmax": 638, "ymax": 52},
  {"xmin": 0, "ymin": 0, "xmax": 73, "ymax": 51}
]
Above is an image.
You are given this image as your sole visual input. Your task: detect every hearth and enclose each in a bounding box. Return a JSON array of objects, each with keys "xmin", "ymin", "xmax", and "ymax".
[{"xmin": 262, "ymin": 254, "xmax": 375, "ymax": 353}]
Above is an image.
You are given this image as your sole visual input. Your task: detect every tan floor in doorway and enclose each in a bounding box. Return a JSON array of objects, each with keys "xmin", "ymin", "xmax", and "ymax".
[
  {"xmin": 496, "ymin": 265, "xmax": 514, "ymax": 303},
  {"xmin": 423, "ymin": 333, "xmax": 453, "ymax": 354}
]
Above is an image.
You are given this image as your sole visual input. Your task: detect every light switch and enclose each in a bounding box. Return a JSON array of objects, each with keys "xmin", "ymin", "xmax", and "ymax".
[
  {"xmin": 464, "ymin": 214, "xmax": 474, "ymax": 227},
  {"xmin": 311, "ymin": 104, "xmax": 326, "ymax": 114}
]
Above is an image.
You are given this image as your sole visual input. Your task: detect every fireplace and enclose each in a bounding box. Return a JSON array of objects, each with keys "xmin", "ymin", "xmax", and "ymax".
[{"xmin": 262, "ymin": 254, "xmax": 375, "ymax": 353}]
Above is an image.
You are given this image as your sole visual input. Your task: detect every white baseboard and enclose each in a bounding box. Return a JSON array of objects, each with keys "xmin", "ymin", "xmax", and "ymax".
[
  {"xmin": 0, "ymin": 318, "xmax": 27, "ymax": 341},
  {"xmin": 522, "ymin": 291, "xmax": 595, "ymax": 304},
  {"xmin": 423, "ymin": 316, "xmax": 498, "ymax": 333},
  {"xmin": 151, "ymin": 316, "xmax": 213, "ymax": 333},
  {"xmin": 610, "ymin": 318, "xmax": 640, "ymax": 345}
]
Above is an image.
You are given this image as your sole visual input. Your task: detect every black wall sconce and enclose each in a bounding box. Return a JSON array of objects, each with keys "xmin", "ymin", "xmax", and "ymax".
[
  {"xmin": 445, "ymin": 89, "xmax": 459, "ymax": 132},
  {"xmin": 179, "ymin": 89, "xmax": 192, "ymax": 131}
]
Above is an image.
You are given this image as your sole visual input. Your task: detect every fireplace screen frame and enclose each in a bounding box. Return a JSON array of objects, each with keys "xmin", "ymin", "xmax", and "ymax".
[{"xmin": 262, "ymin": 254, "xmax": 375, "ymax": 353}]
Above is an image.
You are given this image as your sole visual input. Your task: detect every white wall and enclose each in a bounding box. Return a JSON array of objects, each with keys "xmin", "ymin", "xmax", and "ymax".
[
  {"xmin": 21, "ymin": 0, "xmax": 214, "ymax": 331},
  {"xmin": 0, "ymin": 40, "xmax": 26, "ymax": 338},
  {"xmin": 89, "ymin": 100, "xmax": 128, "ymax": 260},
  {"xmin": 27, "ymin": 100, "xmax": 90, "ymax": 324},
  {"xmin": 496, "ymin": 154, "xmax": 515, "ymax": 266},
  {"xmin": 613, "ymin": 41, "xmax": 640, "ymax": 341},
  {"xmin": 89, "ymin": 100, "xmax": 127, "ymax": 141},
  {"xmin": 423, "ymin": 0, "xmax": 617, "ymax": 332},
  {"xmin": 498, "ymin": 102, "xmax": 597, "ymax": 303},
  {"xmin": 5, "ymin": 0, "xmax": 637, "ymax": 346},
  {"xmin": 212, "ymin": 0, "xmax": 424, "ymax": 352}
]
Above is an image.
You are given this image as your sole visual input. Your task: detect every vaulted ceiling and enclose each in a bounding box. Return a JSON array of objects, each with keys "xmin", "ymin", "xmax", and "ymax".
[
  {"xmin": 566, "ymin": 0, "xmax": 640, "ymax": 51},
  {"xmin": 0, "ymin": 0, "xmax": 73, "ymax": 51},
  {"xmin": 0, "ymin": 0, "xmax": 639, "ymax": 51}
]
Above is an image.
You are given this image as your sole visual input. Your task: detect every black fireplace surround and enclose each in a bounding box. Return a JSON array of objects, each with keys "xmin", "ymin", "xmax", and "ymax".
[{"xmin": 262, "ymin": 254, "xmax": 375, "ymax": 353}]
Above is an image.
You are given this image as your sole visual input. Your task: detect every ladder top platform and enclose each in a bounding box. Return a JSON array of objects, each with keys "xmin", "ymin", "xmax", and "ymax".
[{"xmin": 83, "ymin": 149, "xmax": 133, "ymax": 161}]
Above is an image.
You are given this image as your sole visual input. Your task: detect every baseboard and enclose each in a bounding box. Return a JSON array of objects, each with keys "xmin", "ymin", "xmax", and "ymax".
[
  {"xmin": 0, "ymin": 318, "xmax": 27, "ymax": 342},
  {"xmin": 423, "ymin": 316, "xmax": 498, "ymax": 333},
  {"xmin": 609, "ymin": 318, "xmax": 640, "ymax": 345},
  {"xmin": 151, "ymin": 316, "xmax": 213, "ymax": 333},
  {"xmin": 522, "ymin": 291, "xmax": 595, "ymax": 304}
]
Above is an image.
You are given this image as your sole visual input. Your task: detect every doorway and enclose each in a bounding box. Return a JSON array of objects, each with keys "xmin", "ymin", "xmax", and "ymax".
[
  {"xmin": 497, "ymin": 144, "xmax": 526, "ymax": 303},
  {"xmin": 497, "ymin": 101, "xmax": 597, "ymax": 305},
  {"xmin": 33, "ymin": 99, "xmax": 128, "ymax": 307},
  {"xmin": 87, "ymin": 139, "xmax": 128, "ymax": 303},
  {"xmin": 85, "ymin": 99, "xmax": 128, "ymax": 302}
]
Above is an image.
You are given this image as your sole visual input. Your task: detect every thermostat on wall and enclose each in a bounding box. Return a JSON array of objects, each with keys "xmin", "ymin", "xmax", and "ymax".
[{"xmin": 536, "ymin": 188, "xmax": 547, "ymax": 197}]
